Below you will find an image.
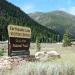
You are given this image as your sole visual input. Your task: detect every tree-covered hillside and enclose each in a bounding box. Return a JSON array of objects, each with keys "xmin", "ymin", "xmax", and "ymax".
[
  {"xmin": 0, "ymin": 0, "xmax": 59, "ymax": 42},
  {"xmin": 29, "ymin": 11, "xmax": 75, "ymax": 39}
]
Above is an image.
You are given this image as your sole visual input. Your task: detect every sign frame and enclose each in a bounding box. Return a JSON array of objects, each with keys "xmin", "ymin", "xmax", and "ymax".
[{"xmin": 8, "ymin": 25, "xmax": 31, "ymax": 56}]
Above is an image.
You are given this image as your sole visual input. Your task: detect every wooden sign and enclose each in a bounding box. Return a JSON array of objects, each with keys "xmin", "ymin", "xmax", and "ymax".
[
  {"xmin": 8, "ymin": 25, "xmax": 31, "ymax": 56},
  {"xmin": 8, "ymin": 25, "xmax": 31, "ymax": 38}
]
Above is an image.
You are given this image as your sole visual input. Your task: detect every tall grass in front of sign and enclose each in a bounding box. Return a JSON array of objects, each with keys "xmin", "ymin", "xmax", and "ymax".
[{"xmin": 5, "ymin": 61, "xmax": 74, "ymax": 75}]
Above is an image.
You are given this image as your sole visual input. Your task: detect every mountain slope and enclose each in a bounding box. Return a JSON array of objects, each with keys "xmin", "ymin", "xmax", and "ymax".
[
  {"xmin": 0, "ymin": 0, "xmax": 59, "ymax": 42},
  {"xmin": 29, "ymin": 11, "xmax": 75, "ymax": 39}
]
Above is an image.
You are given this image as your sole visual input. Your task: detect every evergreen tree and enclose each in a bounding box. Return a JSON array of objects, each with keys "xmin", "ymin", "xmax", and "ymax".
[
  {"xmin": 0, "ymin": 0, "xmax": 59, "ymax": 42},
  {"xmin": 62, "ymin": 32, "xmax": 72, "ymax": 47}
]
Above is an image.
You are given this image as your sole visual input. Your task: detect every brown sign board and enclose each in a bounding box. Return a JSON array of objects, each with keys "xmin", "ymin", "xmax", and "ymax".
[{"xmin": 8, "ymin": 25, "xmax": 31, "ymax": 56}]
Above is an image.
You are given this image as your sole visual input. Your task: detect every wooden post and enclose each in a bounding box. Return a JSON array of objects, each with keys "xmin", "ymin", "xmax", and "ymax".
[{"xmin": 8, "ymin": 37, "xmax": 11, "ymax": 56}]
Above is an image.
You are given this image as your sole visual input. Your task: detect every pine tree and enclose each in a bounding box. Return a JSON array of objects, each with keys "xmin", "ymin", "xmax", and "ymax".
[{"xmin": 62, "ymin": 32, "xmax": 72, "ymax": 47}]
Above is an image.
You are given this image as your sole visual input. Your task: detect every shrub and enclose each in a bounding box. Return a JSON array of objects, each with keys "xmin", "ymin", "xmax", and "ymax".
[
  {"xmin": 36, "ymin": 34, "xmax": 41, "ymax": 52},
  {"xmin": 62, "ymin": 32, "xmax": 72, "ymax": 47},
  {"xmin": 0, "ymin": 49, "xmax": 4, "ymax": 56}
]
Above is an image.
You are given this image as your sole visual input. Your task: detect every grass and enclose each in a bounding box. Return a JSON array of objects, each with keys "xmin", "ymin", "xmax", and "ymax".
[
  {"xmin": 1, "ymin": 61, "xmax": 75, "ymax": 75},
  {"xmin": 0, "ymin": 43, "xmax": 75, "ymax": 75},
  {"xmin": 30, "ymin": 43, "xmax": 75, "ymax": 63}
]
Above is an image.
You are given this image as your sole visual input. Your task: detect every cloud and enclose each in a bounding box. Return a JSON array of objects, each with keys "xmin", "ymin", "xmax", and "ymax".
[
  {"xmin": 59, "ymin": 6, "xmax": 75, "ymax": 15},
  {"xmin": 21, "ymin": 3, "xmax": 34, "ymax": 13},
  {"xmin": 68, "ymin": 7, "xmax": 75, "ymax": 15}
]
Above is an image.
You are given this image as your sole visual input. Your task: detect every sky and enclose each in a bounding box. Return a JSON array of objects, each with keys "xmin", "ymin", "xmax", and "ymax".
[{"xmin": 7, "ymin": 0, "xmax": 75, "ymax": 15}]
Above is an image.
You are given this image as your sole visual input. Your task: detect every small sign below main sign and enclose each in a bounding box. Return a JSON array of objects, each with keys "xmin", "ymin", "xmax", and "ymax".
[{"xmin": 8, "ymin": 25, "xmax": 31, "ymax": 56}]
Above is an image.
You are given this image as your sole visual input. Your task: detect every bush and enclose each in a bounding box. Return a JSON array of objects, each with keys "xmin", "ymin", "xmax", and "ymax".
[
  {"xmin": 0, "ymin": 49, "xmax": 4, "ymax": 56},
  {"xmin": 36, "ymin": 34, "xmax": 41, "ymax": 52},
  {"xmin": 62, "ymin": 32, "xmax": 72, "ymax": 47}
]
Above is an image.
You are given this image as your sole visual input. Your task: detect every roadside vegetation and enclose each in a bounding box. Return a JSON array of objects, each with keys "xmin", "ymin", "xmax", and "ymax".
[
  {"xmin": 62, "ymin": 32, "xmax": 72, "ymax": 47},
  {"xmin": 0, "ymin": 42, "xmax": 75, "ymax": 75},
  {"xmin": 36, "ymin": 34, "xmax": 41, "ymax": 52},
  {"xmin": 0, "ymin": 59, "xmax": 75, "ymax": 75},
  {"xmin": 0, "ymin": 49, "xmax": 5, "ymax": 56}
]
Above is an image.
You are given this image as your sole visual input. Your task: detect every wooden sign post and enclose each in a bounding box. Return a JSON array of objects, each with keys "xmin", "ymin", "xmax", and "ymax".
[{"xmin": 8, "ymin": 25, "xmax": 31, "ymax": 56}]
